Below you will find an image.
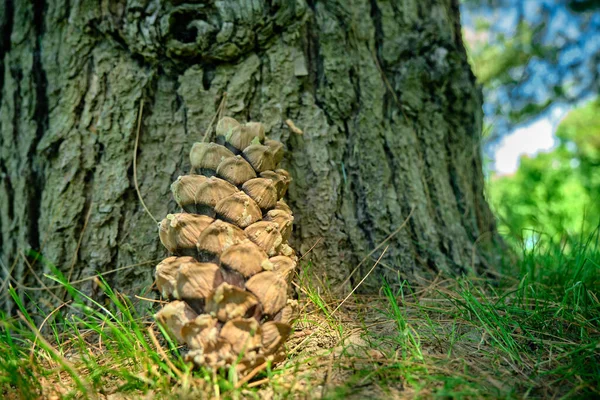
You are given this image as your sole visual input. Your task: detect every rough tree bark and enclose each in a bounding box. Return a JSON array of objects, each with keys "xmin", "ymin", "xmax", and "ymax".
[{"xmin": 0, "ymin": 0, "xmax": 498, "ymax": 315}]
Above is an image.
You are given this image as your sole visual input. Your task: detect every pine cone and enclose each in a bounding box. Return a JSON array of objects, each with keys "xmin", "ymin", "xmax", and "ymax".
[{"xmin": 154, "ymin": 117, "xmax": 297, "ymax": 373}]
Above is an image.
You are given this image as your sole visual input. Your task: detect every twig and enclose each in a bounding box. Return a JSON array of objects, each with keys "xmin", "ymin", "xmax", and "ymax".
[
  {"xmin": 147, "ymin": 327, "xmax": 183, "ymax": 379},
  {"xmin": 29, "ymin": 301, "xmax": 71, "ymax": 362},
  {"xmin": 212, "ymin": 369, "xmax": 221, "ymax": 399},
  {"xmin": 0, "ymin": 254, "xmax": 21, "ymax": 296},
  {"xmin": 285, "ymin": 119, "xmax": 303, "ymax": 135},
  {"xmin": 18, "ymin": 311, "xmax": 92, "ymax": 396},
  {"xmin": 298, "ymin": 237, "xmax": 323, "ymax": 261},
  {"xmin": 289, "ymin": 246, "xmax": 389, "ymax": 356},
  {"xmin": 247, "ymin": 377, "xmax": 270, "ymax": 388},
  {"xmin": 235, "ymin": 361, "xmax": 268, "ymax": 389},
  {"xmin": 98, "ymin": 319, "xmax": 107, "ymax": 351},
  {"xmin": 202, "ymin": 93, "xmax": 228, "ymax": 143},
  {"xmin": 20, "ymin": 250, "xmax": 63, "ymax": 305},
  {"xmin": 337, "ymin": 207, "xmax": 415, "ymax": 292},
  {"xmin": 133, "ymin": 99, "xmax": 158, "ymax": 225},
  {"xmin": 135, "ymin": 295, "xmax": 167, "ymax": 304},
  {"xmin": 217, "ymin": 92, "xmax": 227, "ymax": 125},
  {"xmin": 65, "ymin": 203, "xmax": 93, "ymax": 292},
  {"xmin": 7, "ymin": 259, "xmax": 159, "ymax": 292},
  {"xmin": 331, "ymin": 245, "xmax": 389, "ymax": 316}
]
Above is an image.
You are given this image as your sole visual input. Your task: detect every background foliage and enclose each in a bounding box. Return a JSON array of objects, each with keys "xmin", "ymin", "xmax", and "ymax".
[
  {"xmin": 463, "ymin": 0, "xmax": 600, "ymax": 250},
  {"xmin": 0, "ymin": 2, "xmax": 598, "ymax": 398},
  {"xmin": 489, "ymin": 99, "xmax": 600, "ymax": 248},
  {"xmin": 463, "ymin": 0, "xmax": 600, "ymax": 138}
]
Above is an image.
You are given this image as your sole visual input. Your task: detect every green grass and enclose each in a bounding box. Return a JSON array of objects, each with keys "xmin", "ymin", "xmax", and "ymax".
[{"xmin": 0, "ymin": 228, "xmax": 598, "ymax": 399}]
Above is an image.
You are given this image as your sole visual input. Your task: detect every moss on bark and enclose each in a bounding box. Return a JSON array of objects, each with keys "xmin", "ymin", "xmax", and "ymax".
[{"xmin": 0, "ymin": 0, "xmax": 498, "ymax": 316}]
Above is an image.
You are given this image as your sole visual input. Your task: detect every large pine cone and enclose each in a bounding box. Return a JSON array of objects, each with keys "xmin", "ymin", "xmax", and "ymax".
[{"xmin": 154, "ymin": 117, "xmax": 297, "ymax": 373}]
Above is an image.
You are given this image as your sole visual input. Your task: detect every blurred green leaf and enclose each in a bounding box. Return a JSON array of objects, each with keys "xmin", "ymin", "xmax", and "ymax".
[
  {"xmin": 488, "ymin": 99, "xmax": 600, "ymax": 249},
  {"xmin": 467, "ymin": 22, "xmax": 540, "ymax": 87}
]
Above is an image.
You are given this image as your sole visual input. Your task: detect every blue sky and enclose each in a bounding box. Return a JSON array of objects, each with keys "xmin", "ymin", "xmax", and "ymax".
[{"xmin": 492, "ymin": 107, "xmax": 566, "ymax": 174}]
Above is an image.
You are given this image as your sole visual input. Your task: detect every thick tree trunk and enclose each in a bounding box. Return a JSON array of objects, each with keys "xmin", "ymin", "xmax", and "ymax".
[{"xmin": 1, "ymin": 0, "xmax": 498, "ymax": 315}]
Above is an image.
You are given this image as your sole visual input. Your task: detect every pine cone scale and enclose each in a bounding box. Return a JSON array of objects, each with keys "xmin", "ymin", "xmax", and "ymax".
[{"xmin": 154, "ymin": 118, "xmax": 297, "ymax": 372}]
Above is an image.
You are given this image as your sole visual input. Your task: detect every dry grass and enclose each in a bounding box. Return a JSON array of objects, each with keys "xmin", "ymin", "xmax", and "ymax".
[
  {"xmin": 1, "ymin": 223, "xmax": 598, "ymax": 399},
  {"xmin": 1, "ymin": 256, "xmax": 598, "ymax": 399}
]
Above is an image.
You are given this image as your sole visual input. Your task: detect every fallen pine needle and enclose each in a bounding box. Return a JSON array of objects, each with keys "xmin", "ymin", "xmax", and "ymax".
[
  {"xmin": 147, "ymin": 327, "xmax": 184, "ymax": 379},
  {"xmin": 133, "ymin": 99, "xmax": 158, "ymax": 225},
  {"xmin": 235, "ymin": 361, "xmax": 269, "ymax": 389},
  {"xmin": 285, "ymin": 119, "xmax": 303, "ymax": 135}
]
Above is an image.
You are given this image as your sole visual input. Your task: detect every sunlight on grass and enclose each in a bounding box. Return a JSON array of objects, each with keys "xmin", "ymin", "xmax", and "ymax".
[
  {"xmin": 0, "ymin": 226, "xmax": 598, "ymax": 398},
  {"xmin": 382, "ymin": 280, "xmax": 424, "ymax": 362}
]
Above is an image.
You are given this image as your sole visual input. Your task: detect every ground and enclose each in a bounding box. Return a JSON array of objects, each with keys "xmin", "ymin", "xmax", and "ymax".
[{"xmin": 1, "ymin": 234, "xmax": 598, "ymax": 399}]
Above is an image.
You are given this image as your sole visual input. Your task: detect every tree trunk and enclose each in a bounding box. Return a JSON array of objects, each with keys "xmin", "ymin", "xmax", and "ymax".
[{"xmin": 0, "ymin": 0, "xmax": 498, "ymax": 316}]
